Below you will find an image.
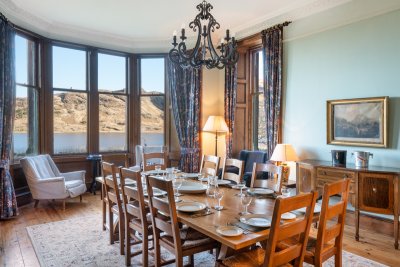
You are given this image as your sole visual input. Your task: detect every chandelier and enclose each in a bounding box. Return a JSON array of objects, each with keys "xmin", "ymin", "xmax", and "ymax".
[{"xmin": 168, "ymin": 1, "xmax": 239, "ymax": 69}]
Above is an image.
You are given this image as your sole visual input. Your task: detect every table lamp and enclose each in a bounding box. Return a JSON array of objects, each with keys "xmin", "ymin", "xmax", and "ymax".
[
  {"xmin": 270, "ymin": 144, "xmax": 299, "ymax": 183},
  {"xmin": 203, "ymin": 116, "xmax": 229, "ymax": 156}
]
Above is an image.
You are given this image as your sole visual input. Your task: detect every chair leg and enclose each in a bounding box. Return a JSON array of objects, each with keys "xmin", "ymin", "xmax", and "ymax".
[
  {"xmin": 119, "ymin": 214, "xmax": 125, "ymax": 255},
  {"xmin": 102, "ymin": 200, "xmax": 107, "ymax": 231},
  {"xmin": 63, "ymin": 200, "xmax": 66, "ymax": 211},
  {"xmin": 80, "ymin": 195, "xmax": 83, "ymax": 203},
  {"xmin": 189, "ymin": 255, "xmax": 194, "ymax": 266},
  {"xmin": 125, "ymin": 226, "xmax": 131, "ymax": 266},
  {"xmin": 109, "ymin": 210, "xmax": 114, "ymax": 244},
  {"xmin": 34, "ymin": 200, "xmax": 39, "ymax": 208},
  {"xmin": 142, "ymin": 233, "xmax": 149, "ymax": 267},
  {"xmin": 335, "ymin": 251, "xmax": 342, "ymax": 267}
]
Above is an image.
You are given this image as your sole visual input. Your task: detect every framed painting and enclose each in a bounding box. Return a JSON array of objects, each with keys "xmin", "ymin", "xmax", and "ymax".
[{"xmin": 327, "ymin": 96, "xmax": 388, "ymax": 147}]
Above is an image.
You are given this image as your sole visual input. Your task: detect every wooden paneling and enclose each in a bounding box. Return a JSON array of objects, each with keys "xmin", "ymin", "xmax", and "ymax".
[
  {"xmin": 232, "ymin": 107, "xmax": 246, "ymax": 158},
  {"xmin": 236, "ymin": 83, "xmax": 246, "ymax": 104}
]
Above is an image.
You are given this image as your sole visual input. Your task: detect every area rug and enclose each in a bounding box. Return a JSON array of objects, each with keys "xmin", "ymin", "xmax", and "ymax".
[{"xmin": 26, "ymin": 215, "xmax": 387, "ymax": 267}]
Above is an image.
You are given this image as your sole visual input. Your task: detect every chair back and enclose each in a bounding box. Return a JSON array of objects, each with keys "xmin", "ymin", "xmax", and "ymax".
[
  {"xmin": 146, "ymin": 175, "xmax": 182, "ymax": 252},
  {"xmin": 200, "ymin": 154, "xmax": 220, "ymax": 177},
  {"xmin": 222, "ymin": 158, "xmax": 244, "ymax": 184},
  {"xmin": 250, "ymin": 163, "xmax": 284, "ymax": 194},
  {"xmin": 264, "ymin": 191, "xmax": 318, "ymax": 267},
  {"xmin": 239, "ymin": 150, "xmax": 268, "ymax": 173},
  {"xmin": 20, "ymin": 154, "xmax": 61, "ymax": 181},
  {"xmin": 315, "ymin": 179, "xmax": 351, "ymax": 259},
  {"xmin": 120, "ymin": 168, "xmax": 149, "ymax": 231},
  {"xmin": 142, "ymin": 151, "xmax": 168, "ymax": 171},
  {"xmin": 102, "ymin": 162, "xmax": 123, "ymax": 214},
  {"xmin": 101, "ymin": 154, "xmax": 130, "ymax": 168}
]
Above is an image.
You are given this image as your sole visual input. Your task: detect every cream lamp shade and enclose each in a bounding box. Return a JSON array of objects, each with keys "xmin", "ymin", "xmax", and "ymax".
[
  {"xmin": 270, "ymin": 144, "xmax": 299, "ymax": 162},
  {"xmin": 203, "ymin": 116, "xmax": 229, "ymax": 133}
]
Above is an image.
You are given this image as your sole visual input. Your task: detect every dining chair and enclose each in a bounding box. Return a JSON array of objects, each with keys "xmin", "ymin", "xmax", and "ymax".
[
  {"xmin": 200, "ymin": 154, "xmax": 220, "ymax": 177},
  {"xmin": 221, "ymin": 158, "xmax": 244, "ymax": 184},
  {"xmin": 303, "ymin": 179, "xmax": 351, "ymax": 267},
  {"xmin": 250, "ymin": 163, "xmax": 284, "ymax": 194},
  {"xmin": 101, "ymin": 153, "xmax": 130, "ymax": 169},
  {"xmin": 219, "ymin": 191, "xmax": 318, "ymax": 267},
  {"xmin": 146, "ymin": 175, "xmax": 218, "ymax": 267},
  {"xmin": 102, "ymin": 161, "xmax": 125, "ymax": 255},
  {"xmin": 120, "ymin": 167, "xmax": 153, "ymax": 266},
  {"xmin": 142, "ymin": 150, "xmax": 168, "ymax": 171}
]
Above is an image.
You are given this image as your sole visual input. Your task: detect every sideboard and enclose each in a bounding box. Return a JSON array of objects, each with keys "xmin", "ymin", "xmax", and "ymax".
[{"xmin": 296, "ymin": 159, "xmax": 400, "ymax": 249}]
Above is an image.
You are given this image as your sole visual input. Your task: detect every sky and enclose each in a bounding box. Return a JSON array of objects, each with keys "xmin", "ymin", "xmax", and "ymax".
[{"xmin": 15, "ymin": 35, "xmax": 165, "ymax": 97}]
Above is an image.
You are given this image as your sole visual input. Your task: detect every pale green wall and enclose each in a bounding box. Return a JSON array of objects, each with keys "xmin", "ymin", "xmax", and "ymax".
[{"xmin": 283, "ymin": 9, "xmax": 400, "ymax": 167}]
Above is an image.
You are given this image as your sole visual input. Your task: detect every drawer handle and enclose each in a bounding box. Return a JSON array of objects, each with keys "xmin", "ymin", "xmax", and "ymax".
[
  {"xmin": 343, "ymin": 174, "xmax": 348, "ymax": 178},
  {"xmin": 372, "ymin": 187, "xmax": 377, "ymax": 193}
]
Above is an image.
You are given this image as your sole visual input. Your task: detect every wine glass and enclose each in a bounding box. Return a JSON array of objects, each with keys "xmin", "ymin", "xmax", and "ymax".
[
  {"xmin": 240, "ymin": 194, "xmax": 253, "ymax": 215},
  {"xmin": 281, "ymin": 186, "xmax": 291, "ymax": 198},
  {"xmin": 173, "ymin": 178, "xmax": 183, "ymax": 200},
  {"xmin": 155, "ymin": 165, "xmax": 161, "ymax": 177},
  {"xmin": 214, "ymin": 188, "xmax": 224, "ymax": 211},
  {"xmin": 236, "ymin": 180, "xmax": 246, "ymax": 197}
]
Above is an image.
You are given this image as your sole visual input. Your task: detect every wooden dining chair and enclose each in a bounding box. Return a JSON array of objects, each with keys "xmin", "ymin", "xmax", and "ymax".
[
  {"xmin": 304, "ymin": 179, "xmax": 351, "ymax": 267},
  {"xmin": 221, "ymin": 158, "xmax": 244, "ymax": 184},
  {"xmin": 146, "ymin": 175, "xmax": 218, "ymax": 267},
  {"xmin": 102, "ymin": 161, "xmax": 125, "ymax": 255},
  {"xmin": 120, "ymin": 167, "xmax": 153, "ymax": 266},
  {"xmin": 200, "ymin": 154, "xmax": 220, "ymax": 177},
  {"xmin": 220, "ymin": 191, "xmax": 318, "ymax": 267},
  {"xmin": 250, "ymin": 163, "xmax": 284, "ymax": 194},
  {"xmin": 142, "ymin": 150, "xmax": 168, "ymax": 171}
]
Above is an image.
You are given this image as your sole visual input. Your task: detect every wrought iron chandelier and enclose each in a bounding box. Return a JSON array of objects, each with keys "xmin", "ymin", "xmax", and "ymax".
[{"xmin": 169, "ymin": 0, "xmax": 239, "ymax": 69}]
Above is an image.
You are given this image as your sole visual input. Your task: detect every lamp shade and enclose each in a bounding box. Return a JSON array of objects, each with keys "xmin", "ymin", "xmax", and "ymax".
[
  {"xmin": 203, "ymin": 116, "xmax": 229, "ymax": 133},
  {"xmin": 270, "ymin": 144, "xmax": 299, "ymax": 162}
]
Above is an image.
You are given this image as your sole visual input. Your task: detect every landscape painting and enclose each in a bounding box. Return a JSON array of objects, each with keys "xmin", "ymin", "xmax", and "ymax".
[{"xmin": 327, "ymin": 97, "xmax": 388, "ymax": 147}]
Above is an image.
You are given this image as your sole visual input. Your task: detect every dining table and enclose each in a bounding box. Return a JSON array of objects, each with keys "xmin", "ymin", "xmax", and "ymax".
[{"xmin": 96, "ymin": 173, "xmax": 316, "ymax": 260}]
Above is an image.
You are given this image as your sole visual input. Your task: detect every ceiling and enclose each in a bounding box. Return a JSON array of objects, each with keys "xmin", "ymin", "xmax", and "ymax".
[{"xmin": 0, "ymin": 0, "xmax": 396, "ymax": 53}]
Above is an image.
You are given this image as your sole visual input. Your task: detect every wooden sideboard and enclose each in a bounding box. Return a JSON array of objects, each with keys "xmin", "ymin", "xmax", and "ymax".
[{"xmin": 297, "ymin": 159, "xmax": 400, "ymax": 249}]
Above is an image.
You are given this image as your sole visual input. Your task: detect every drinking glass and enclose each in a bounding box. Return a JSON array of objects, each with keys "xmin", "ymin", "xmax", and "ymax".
[
  {"xmin": 240, "ymin": 194, "xmax": 252, "ymax": 215},
  {"xmin": 173, "ymin": 178, "xmax": 183, "ymax": 199},
  {"xmin": 214, "ymin": 188, "xmax": 224, "ymax": 211},
  {"xmin": 236, "ymin": 181, "xmax": 246, "ymax": 197},
  {"xmin": 281, "ymin": 186, "xmax": 291, "ymax": 198}
]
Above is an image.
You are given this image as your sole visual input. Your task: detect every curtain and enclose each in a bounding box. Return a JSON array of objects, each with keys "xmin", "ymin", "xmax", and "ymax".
[
  {"xmin": 224, "ymin": 65, "xmax": 237, "ymax": 158},
  {"xmin": 0, "ymin": 17, "xmax": 18, "ymax": 219},
  {"xmin": 168, "ymin": 61, "xmax": 202, "ymax": 173},
  {"xmin": 262, "ymin": 25, "xmax": 284, "ymax": 159}
]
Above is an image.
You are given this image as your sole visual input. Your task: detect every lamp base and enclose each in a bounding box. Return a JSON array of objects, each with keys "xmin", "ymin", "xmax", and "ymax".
[{"xmin": 281, "ymin": 164, "xmax": 290, "ymax": 184}]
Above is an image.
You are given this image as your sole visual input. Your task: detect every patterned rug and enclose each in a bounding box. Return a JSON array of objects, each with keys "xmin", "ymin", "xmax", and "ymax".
[{"xmin": 26, "ymin": 215, "xmax": 387, "ymax": 267}]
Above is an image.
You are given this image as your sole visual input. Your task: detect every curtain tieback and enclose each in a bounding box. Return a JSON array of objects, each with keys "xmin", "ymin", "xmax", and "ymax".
[
  {"xmin": 0, "ymin": 159, "xmax": 10, "ymax": 170},
  {"xmin": 180, "ymin": 147, "xmax": 200, "ymax": 155}
]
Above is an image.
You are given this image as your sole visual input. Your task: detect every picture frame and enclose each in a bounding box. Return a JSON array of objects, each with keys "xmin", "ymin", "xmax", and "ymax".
[{"xmin": 327, "ymin": 96, "xmax": 388, "ymax": 147}]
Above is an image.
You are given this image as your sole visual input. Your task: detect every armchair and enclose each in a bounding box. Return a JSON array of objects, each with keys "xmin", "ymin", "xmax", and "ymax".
[{"xmin": 20, "ymin": 154, "xmax": 87, "ymax": 209}]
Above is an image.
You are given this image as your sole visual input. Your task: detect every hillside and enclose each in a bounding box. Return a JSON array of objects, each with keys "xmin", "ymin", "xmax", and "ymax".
[{"xmin": 14, "ymin": 91, "xmax": 164, "ymax": 133}]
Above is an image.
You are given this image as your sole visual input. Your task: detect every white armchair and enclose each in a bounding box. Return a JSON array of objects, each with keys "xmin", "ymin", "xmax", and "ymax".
[{"xmin": 20, "ymin": 154, "xmax": 87, "ymax": 209}]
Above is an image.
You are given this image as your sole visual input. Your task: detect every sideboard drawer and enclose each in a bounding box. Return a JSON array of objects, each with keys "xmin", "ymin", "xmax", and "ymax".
[{"xmin": 316, "ymin": 168, "xmax": 355, "ymax": 180}]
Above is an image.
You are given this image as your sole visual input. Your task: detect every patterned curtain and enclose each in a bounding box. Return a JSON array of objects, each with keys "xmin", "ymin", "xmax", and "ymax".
[
  {"xmin": 262, "ymin": 25, "xmax": 284, "ymax": 159},
  {"xmin": 168, "ymin": 61, "xmax": 202, "ymax": 173},
  {"xmin": 224, "ymin": 65, "xmax": 237, "ymax": 158},
  {"xmin": 0, "ymin": 17, "xmax": 18, "ymax": 219}
]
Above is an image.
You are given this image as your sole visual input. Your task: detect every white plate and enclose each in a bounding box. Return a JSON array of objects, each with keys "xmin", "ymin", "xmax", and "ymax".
[
  {"xmin": 143, "ymin": 188, "xmax": 166, "ymax": 197},
  {"xmin": 231, "ymin": 184, "xmax": 246, "ymax": 190},
  {"xmin": 281, "ymin": 212, "xmax": 297, "ymax": 220},
  {"xmin": 247, "ymin": 188, "xmax": 274, "ymax": 195},
  {"xmin": 180, "ymin": 173, "xmax": 200, "ymax": 178},
  {"xmin": 178, "ymin": 181, "xmax": 207, "ymax": 193},
  {"xmin": 217, "ymin": 180, "xmax": 232, "ymax": 185},
  {"xmin": 199, "ymin": 177, "xmax": 209, "ymax": 182},
  {"xmin": 296, "ymin": 203, "xmax": 322, "ymax": 214},
  {"xmin": 176, "ymin": 202, "xmax": 206, "ymax": 212},
  {"xmin": 240, "ymin": 214, "xmax": 272, "ymax": 227},
  {"xmin": 216, "ymin": 226, "xmax": 243, "ymax": 237},
  {"xmin": 144, "ymin": 169, "xmax": 167, "ymax": 175}
]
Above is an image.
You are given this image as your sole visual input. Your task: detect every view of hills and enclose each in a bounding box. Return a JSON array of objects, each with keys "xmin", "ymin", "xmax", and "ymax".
[{"xmin": 14, "ymin": 90, "xmax": 164, "ymax": 133}]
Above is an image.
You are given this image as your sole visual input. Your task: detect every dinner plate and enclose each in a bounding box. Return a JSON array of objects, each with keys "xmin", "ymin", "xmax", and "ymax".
[
  {"xmin": 240, "ymin": 214, "xmax": 272, "ymax": 227},
  {"xmin": 180, "ymin": 173, "xmax": 200, "ymax": 179},
  {"xmin": 281, "ymin": 212, "xmax": 297, "ymax": 220},
  {"xmin": 217, "ymin": 180, "xmax": 232, "ymax": 185},
  {"xmin": 247, "ymin": 188, "xmax": 274, "ymax": 195},
  {"xmin": 143, "ymin": 188, "xmax": 166, "ymax": 197},
  {"xmin": 176, "ymin": 202, "xmax": 206, "ymax": 212},
  {"xmin": 296, "ymin": 203, "xmax": 322, "ymax": 214},
  {"xmin": 178, "ymin": 181, "xmax": 207, "ymax": 193},
  {"xmin": 144, "ymin": 169, "xmax": 168, "ymax": 175},
  {"xmin": 216, "ymin": 226, "xmax": 243, "ymax": 237}
]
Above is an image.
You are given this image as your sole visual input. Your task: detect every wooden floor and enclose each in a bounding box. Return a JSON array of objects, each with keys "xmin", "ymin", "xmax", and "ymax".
[{"xmin": 1, "ymin": 192, "xmax": 399, "ymax": 267}]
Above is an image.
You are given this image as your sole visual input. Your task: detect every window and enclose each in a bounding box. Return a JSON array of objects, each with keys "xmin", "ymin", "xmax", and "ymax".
[
  {"xmin": 13, "ymin": 35, "xmax": 39, "ymax": 158},
  {"xmin": 252, "ymin": 50, "xmax": 267, "ymax": 150},
  {"xmin": 52, "ymin": 46, "xmax": 88, "ymax": 154},
  {"xmin": 139, "ymin": 57, "xmax": 165, "ymax": 146},
  {"xmin": 98, "ymin": 53, "xmax": 128, "ymax": 152}
]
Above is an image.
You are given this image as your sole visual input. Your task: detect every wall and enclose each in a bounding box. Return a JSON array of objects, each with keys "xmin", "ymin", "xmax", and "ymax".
[
  {"xmin": 201, "ymin": 68, "xmax": 226, "ymax": 159},
  {"xmin": 284, "ymin": 9, "xmax": 400, "ymax": 167}
]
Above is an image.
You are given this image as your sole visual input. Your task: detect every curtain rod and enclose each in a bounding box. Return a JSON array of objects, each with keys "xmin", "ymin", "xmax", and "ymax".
[{"xmin": 261, "ymin": 21, "xmax": 292, "ymax": 35}]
